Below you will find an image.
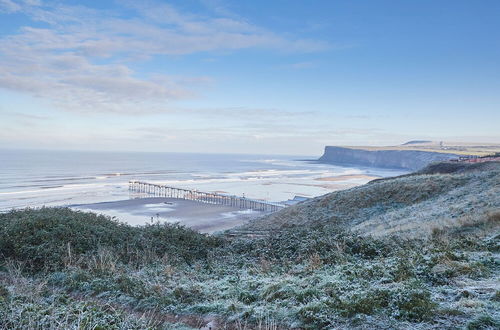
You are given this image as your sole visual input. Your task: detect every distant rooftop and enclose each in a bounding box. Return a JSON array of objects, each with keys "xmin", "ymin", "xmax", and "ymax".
[{"xmin": 283, "ymin": 195, "xmax": 310, "ymax": 206}]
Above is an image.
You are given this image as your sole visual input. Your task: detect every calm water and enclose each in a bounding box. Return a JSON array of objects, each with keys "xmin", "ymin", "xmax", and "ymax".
[{"xmin": 0, "ymin": 149, "xmax": 406, "ymax": 211}]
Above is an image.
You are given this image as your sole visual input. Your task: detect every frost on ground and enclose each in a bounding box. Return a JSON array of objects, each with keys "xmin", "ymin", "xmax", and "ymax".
[
  {"xmin": 244, "ymin": 161, "xmax": 500, "ymax": 237},
  {"xmin": 0, "ymin": 162, "xmax": 499, "ymax": 329}
]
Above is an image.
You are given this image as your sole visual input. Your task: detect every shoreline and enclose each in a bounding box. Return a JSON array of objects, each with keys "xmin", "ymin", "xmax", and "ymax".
[{"xmin": 70, "ymin": 197, "xmax": 266, "ymax": 233}]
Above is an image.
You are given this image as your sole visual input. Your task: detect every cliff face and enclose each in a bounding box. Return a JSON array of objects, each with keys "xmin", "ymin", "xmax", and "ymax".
[{"xmin": 318, "ymin": 146, "xmax": 458, "ymax": 170}]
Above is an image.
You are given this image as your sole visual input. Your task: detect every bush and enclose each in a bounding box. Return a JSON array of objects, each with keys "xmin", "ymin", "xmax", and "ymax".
[
  {"xmin": 134, "ymin": 222, "xmax": 222, "ymax": 265},
  {"xmin": 0, "ymin": 208, "xmax": 222, "ymax": 272},
  {"xmin": 224, "ymin": 223, "xmax": 397, "ymax": 266},
  {"xmin": 0, "ymin": 208, "xmax": 133, "ymax": 272},
  {"xmin": 339, "ymin": 288, "xmax": 390, "ymax": 317},
  {"xmin": 390, "ymin": 281, "xmax": 437, "ymax": 321},
  {"xmin": 297, "ymin": 299, "xmax": 337, "ymax": 329},
  {"xmin": 467, "ymin": 314, "xmax": 500, "ymax": 330}
]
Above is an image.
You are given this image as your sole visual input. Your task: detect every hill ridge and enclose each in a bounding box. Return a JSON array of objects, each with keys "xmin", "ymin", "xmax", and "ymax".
[{"xmin": 242, "ymin": 161, "xmax": 500, "ymax": 237}]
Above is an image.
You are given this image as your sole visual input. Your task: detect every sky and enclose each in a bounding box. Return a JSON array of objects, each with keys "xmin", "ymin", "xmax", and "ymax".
[{"xmin": 0, "ymin": 0, "xmax": 499, "ymax": 156}]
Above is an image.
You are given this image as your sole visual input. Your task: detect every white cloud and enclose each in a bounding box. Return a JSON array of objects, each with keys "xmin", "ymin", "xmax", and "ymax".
[
  {"xmin": 0, "ymin": 0, "xmax": 326, "ymax": 113},
  {"xmin": 0, "ymin": 1, "xmax": 328, "ymax": 114},
  {"xmin": 0, "ymin": 0, "xmax": 21, "ymax": 13}
]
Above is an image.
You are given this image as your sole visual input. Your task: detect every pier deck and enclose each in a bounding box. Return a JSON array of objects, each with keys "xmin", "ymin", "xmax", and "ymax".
[{"xmin": 129, "ymin": 181, "xmax": 286, "ymax": 213}]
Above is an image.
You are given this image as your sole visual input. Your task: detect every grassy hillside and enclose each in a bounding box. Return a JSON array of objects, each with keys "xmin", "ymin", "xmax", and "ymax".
[
  {"xmin": 0, "ymin": 164, "xmax": 499, "ymax": 329},
  {"xmin": 341, "ymin": 142, "xmax": 500, "ymax": 156},
  {"xmin": 244, "ymin": 161, "xmax": 500, "ymax": 237}
]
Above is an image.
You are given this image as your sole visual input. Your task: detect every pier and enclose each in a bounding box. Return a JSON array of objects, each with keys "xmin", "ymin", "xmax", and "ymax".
[{"xmin": 129, "ymin": 180, "xmax": 286, "ymax": 213}]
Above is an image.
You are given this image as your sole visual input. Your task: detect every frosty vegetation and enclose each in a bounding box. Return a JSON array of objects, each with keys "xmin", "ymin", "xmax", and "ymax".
[
  {"xmin": 246, "ymin": 161, "xmax": 500, "ymax": 237},
  {"xmin": 0, "ymin": 162, "xmax": 499, "ymax": 329}
]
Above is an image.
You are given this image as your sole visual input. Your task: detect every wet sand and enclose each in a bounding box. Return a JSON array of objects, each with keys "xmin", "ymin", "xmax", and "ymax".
[{"xmin": 70, "ymin": 197, "xmax": 265, "ymax": 233}]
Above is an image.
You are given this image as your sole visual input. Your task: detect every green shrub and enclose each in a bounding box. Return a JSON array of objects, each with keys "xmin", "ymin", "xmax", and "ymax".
[
  {"xmin": 114, "ymin": 275, "xmax": 145, "ymax": 297},
  {"xmin": 390, "ymin": 281, "xmax": 437, "ymax": 321},
  {"xmin": 261, "ymin": 281, "xmax": 297, "ymax": 302},
  {"xmin": 224, "ymin": 224, "xmax": 397, "ymax": 266},
  {"xmin": 172, "ymin": 285, "xmax": 204, "ymax": 304},
  {"xmin": 339, "ymin": 288, "xmax": 390, "ymax": 317},
  {"xmin": 237, "ymin": 288, "xmax": 259, "ymax": 304},
  {"xmin": 134, "ymin": 222, "xmax": 222, "ymax": 264},
  {"xmin": 467, "ymin": 314, "xmax": 500, "ymax": 330},
  {"xmin": 0, "ymin": 208, "xmax": 133, "ymax": 272},
  {"xmin": 297, "ymin": 299, "xmax": 337, "ymax": 329},
  {"xmin": 0, "ymin": 208, "xmax": 222, "ymax": 272}
]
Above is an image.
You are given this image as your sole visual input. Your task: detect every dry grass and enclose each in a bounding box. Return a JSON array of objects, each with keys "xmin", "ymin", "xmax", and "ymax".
[
  {"xmin": 341, "ymin": 143, "xmax": 500, "ymax": 156},
  {"xmin": 83, "ymin": 247, "xmax": 120, "ymax": 273},
  {"xmin": 244, "ymin": 162, "xmax": 500, "ymax": 239},
  {"xmin": 307, "ymin": 252, "xmax": 323, "ymax": 271},
  {"xmin": 429, "ymin": 210, "xmax": 500, "ymax": 239}
]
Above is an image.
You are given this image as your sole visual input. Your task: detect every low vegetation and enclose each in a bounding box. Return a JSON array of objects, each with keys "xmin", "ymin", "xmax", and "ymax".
[
  {"xmin": 1, "ymin": 204, "xmax": 499, "ymax": 329},
  {"xmin": 0, "ymin": 208, "xmax": 220, "ymax": 273},
  {"xmin": 343, "ymin": 143, "xmax": 500, "ymax": 157},
  {"xmin": 245, "ymin": 161, "xmax": 500, "ymax": 238}
]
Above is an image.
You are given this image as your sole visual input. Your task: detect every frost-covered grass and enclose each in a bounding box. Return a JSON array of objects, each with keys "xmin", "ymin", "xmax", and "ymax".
[
  {"xmin": 1, "ymin": 208, "xmax": 499, "ymax": 329},
  {"xmin": 245, "ymin": 162, "xmax": 500, "ymax": 238}
]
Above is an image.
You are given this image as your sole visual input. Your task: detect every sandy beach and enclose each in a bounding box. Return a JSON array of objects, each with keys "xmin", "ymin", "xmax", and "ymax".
[
  {"xmin": 66, "ymin": 174, "xmax": 385, "ymax": 233},
  {"xmin": 70, "ymin": 197, "xmax": 264, "ymax": 233}
]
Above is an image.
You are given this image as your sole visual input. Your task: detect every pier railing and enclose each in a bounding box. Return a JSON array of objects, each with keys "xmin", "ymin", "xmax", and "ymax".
[{"xmin": 129, "ymin": 180, "xmax": 286, "ymax": 212}]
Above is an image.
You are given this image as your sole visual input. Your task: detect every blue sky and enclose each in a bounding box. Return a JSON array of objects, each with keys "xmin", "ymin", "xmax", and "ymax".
[{"xmin": 0, "ymin": 0, "xmax": 499, "ymax": 155}]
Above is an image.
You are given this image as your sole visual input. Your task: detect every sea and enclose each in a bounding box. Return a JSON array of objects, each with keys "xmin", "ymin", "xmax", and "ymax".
[{"xmin": 0, "ymin": 149, "xmax": 407, "ymax": 212}]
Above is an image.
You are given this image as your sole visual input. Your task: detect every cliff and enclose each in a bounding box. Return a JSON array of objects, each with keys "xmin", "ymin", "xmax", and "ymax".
[{"xmin": 318, "ymin": 146, "xmax": 459, "ymax": 170}]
